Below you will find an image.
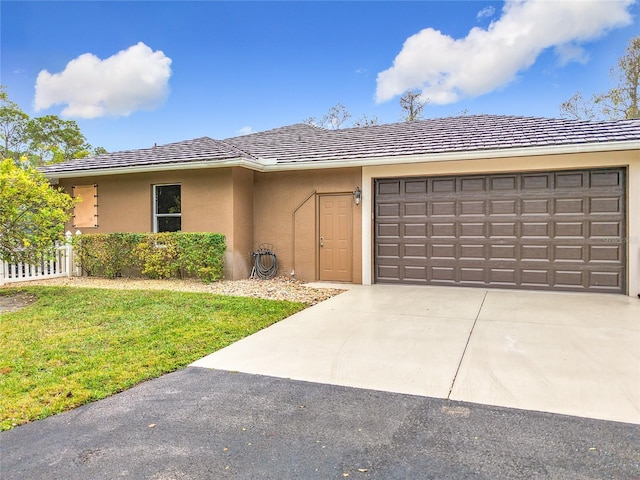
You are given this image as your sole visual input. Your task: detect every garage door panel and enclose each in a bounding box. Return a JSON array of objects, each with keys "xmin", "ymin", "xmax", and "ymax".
[
  {"xmin": 555, "ymin": 245, "xmax": 585, "ymax": 262},
  {"xmin": 555, "ymin": 270, "xmax": 585, "ymax": 287},
  {"xmin": 521, "ymin": 269, "xmax": 550, "ymax": 287},
  {"xmin": 490, "ymin": 222, "xmax": 517, "ymax": 237},
  {"xmin": 432, "ymin": 244, "xmax": 456, "ymax": 259},
  {"xmin": 431, "ymin": 223, "xmax": 456, "ymax": 237},
  {"xmin": 404, "ymin": 223, "xmax": 427, "ymax": 237},
  {"xmin": 431, "ymin": 266, "xmax": 456, "ymax": 282},
  {"xmin": 460, "ymin": 244, "xmax": 485, "ymax": 259},
  {"xmin": 377, "ymin": 243, "xmax": 400, "ymax": 258},
  {"xmin": 523, "ymin": 174, "xmax": 552, "ymax": 190},
  {"xmin": 460, "ymin": 177, "xmax": 486, "ymax": 192},
  {"xmin": 374, "ymin": 168, "xmax": 625, "ymax": 293},
  {"xmin": 377, "ymin": 203, "xmax": 400, "ymax": 217},
  {"xmin": 556, "ymin": 198, "xmax": 584, "ymax": 214},
  {"xmin": 555, "ymin": 222, "xmax": 585, "ymax": 237},
  {"xmin": 404, "ymin": 265, "xmax": 427, "ymax": 280},
  {"xmin": 432, "ymin": 178, "xmax": 456, "ymax": 193},
  {"xmin": 490, "ymin": 200, "xmax": 517, "ymax": 215},
  {"xmin": 521, "ymin": 222, "xmax": 550, "ymax": 238},
  {"xmin": 590, "ymin": 197, "xmax": 621, "ymax": 214},
  {"xmin": 377, "ymin": 223, "xmax": 400, "ymax": 238},
  {"xmin": 556, "ymin": 172, "xmax": 586, "ymax": 188},
  {"xmin": 404, "ymin": 243, "xmax": 427, "ymax": 258},
  {"xmin": 432, "ymin": 201, "xmax": 456, "ymax": 216},
  {"xmin": 491, "ymin": 176, "xmax": 518, "ymax": 190},
  {"xmin": 590, "ymin": 245, "xmax": 622, "ymax": 262},
  {"xmin": 462, "ymin": 200, "xmax": 486, "ymax": 215},
  {"xmin": 490, "ymin": 244, "xmax": 517, "ymax": 260},
  {"xmin": 405, "ymin": 179, "xmax": 427, "ymax": 194},
  {"xmin": 521, "ymin": 245, "xmax": 549, "ymax": 261},
  {"xmin": 404, "ymin": 202, "xmax": 427, "ymax": 216},
  {"xmin": 460, "ymin": 267, "xmax": 485, "ymax": 283},
  {"xmin": 522, "ymin": 199, "xmax": 551, "ymax": 215},
  {"xmin": 590, "ymin": 271, "xmax": 623, "ymax": 289},
  {"xmin": 378, "ymin": 180, "xmax": 401, "ymax": 195},
  {"xmin": 490, "ymin": 268, "xmax": 517, "ymax": 285},
  {"xmin": 590, "ymin": 221, "xmax": 622, "ymax": 237},
  {"xmin": 591, "ymin": 170, "xmax": 622, "ymax": 187}
]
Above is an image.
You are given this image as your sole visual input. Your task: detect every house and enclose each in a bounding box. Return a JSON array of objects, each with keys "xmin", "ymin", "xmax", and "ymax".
[{"xmin": 41, "ymin": 115, "xmax": 640, "ymax": 297}]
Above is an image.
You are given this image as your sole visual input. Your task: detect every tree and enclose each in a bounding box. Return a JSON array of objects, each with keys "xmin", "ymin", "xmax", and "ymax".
[
  {"xmin": 352, "ymin": 114, "xmax": 380, "ymax": 127},
  {"xmin": 0, "ymin": 87, "xmax": 105, "ymax": 168},
  {"xmin": 559, "ymin": 92, "xmax": 597, "ymax": 120},
  {"xmin": 0, "ymin": 159, "xmax": 77, "ymax": 263},
  {"xmin": 26, "ymin": 115, "xmax": 93, "ymax": 166},
  {"xmin": 305, "ymin": 104, "xmax": 380, "ymax": 129},
  {"xmin": 321, "ymin": 103, "xmax": 352, "ymax": 129},
  {"xmin": 304, "ymin": 103, "xmax": 352, "ymax": 129},
  {"xmin": 595, "ymin": 35, "xmax": 640, "ymax": 119},
  {"xmin": 560, "ymin": 35, "xmax": 639, "ymax": 120},
  {"xmin": 0, "ymin": 86, "xmax": 29, "ymax": 162},
  {"xmin": 399, "ymin": 89, "xmax": 428, "ymax": 122}
]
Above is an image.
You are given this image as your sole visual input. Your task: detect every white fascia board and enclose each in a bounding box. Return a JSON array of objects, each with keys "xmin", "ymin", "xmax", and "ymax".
[
  {"xmin": 43, "ymin": 157, "xmax": 266, "ymax": 180},
  {"xmin": 265, "ymin": 140, "xmax": 640, "ymax": 171}
]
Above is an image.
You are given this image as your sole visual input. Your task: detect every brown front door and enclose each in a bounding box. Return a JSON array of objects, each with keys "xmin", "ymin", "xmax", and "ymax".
[{"xmin": 319, "ymin": 195, "xmax": 353, "ymax": 282}]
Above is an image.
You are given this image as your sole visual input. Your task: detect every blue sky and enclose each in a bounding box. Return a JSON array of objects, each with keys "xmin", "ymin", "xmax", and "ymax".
[{"xmin": 1, "ymin": 1, "xmax": 638, "ymax": 152}]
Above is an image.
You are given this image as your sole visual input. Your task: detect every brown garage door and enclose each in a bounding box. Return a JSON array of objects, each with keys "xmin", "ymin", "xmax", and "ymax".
[{"xmin": 374, "ymin": 169, "xmax": 626, "ymax": 293}]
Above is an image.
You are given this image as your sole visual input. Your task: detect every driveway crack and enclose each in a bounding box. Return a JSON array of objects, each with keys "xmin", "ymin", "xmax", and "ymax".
[{"xmin": 447, "ymin": 290, "xmax": 488, "ymax": 400}]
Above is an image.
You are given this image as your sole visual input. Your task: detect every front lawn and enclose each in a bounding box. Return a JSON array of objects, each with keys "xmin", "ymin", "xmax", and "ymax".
[{"xmin": 0, "ymin": 286, "xmax": 305, "ymax": 430}]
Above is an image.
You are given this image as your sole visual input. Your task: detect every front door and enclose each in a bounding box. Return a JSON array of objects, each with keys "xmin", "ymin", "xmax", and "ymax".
[{"xmin": 319, "ymin": 195, "xmax": 353, "ymax": 282}]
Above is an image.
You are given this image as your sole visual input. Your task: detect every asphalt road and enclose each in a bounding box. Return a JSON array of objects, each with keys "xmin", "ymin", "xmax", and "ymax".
[{"xmin": 1, "ymin": 368, "xmax": 639, "ymax": 479}]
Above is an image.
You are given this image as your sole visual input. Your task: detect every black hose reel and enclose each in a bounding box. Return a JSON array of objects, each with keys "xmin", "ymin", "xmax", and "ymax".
[{"xmin": 251, "ymin": 243, "xmax": 278, "ymax": 279}]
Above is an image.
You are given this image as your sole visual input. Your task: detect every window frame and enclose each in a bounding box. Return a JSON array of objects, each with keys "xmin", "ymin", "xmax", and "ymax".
[{"xmin": 153, "ymin": 183, "xmax": 182, "ymax": 232}]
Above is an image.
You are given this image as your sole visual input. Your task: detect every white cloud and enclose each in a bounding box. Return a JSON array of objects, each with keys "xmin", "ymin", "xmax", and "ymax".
[
  {"xmin": 376, "ymin": 0, "xmax": 634, "ymax": 105},
  {"xmin": 34, "ymin": 42, "xmax": 172, "ymax": 119},
  {"xmin": 477, "ymin": 5, "xmax": 496, "ymax": 20},
  {"xmin": 237, "ymin": 126, "xmax": 253, "ymax": 135},
  {"xmin": 554, "ymin": 43, "xmax": 590, "ymax": 66}
]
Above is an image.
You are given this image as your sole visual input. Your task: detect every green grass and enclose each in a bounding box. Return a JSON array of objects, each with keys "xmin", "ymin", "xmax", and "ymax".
[{"xmin": 0, "ymin": 286, "xmax": 305, "ymax": 431}]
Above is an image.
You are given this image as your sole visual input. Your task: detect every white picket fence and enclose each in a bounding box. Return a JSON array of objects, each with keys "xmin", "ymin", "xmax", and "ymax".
[{"xmin": 0, "ymin": 233, "xmax": 74, "ymax": 286}]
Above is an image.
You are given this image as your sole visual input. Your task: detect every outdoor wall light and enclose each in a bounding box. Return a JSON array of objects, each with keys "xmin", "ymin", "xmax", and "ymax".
[{"xmin": 353, "ymin": 187, "xmax": 362, "ymax": 205}]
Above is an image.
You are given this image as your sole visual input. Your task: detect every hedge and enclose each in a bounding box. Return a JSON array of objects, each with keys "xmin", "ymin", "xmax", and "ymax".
[{"xmin": 74, "ymin": 232, "xmax": 226, "ymax": 282}]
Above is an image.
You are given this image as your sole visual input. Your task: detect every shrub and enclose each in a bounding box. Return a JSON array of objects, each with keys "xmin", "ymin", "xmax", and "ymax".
[
  {"xmin": 73, "ymin": 233, "xmax": 143, "ymax": 278},
  {"xmin": 74, "ymin": 232, "xmax": 226, "ymax": 282},
  {"xmin": 175, "ymin": 232, "xmax": 226, "ymax": 283},
  {"xmin": 133, "ymin": 234, "xmax": 181, "ymax": 279}
]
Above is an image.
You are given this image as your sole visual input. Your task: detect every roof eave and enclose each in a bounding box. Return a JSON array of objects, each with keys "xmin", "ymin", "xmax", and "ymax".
[
  {"xmin": 43, "ymin": 157, "xmax": 266, "ymax": 180},
  {"xmin": 264, "ymin": 140, "xmax": 640, "ymax": 171},
  {"xmin": 44, "ymin": 140, "xmax": 640, "ymax": 179}
]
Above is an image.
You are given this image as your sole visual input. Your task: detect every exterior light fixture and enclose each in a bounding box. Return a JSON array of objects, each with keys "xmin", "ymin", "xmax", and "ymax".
[{"xmin": 353, "ymin": 187, "xmax": 362, "ymax": 205}]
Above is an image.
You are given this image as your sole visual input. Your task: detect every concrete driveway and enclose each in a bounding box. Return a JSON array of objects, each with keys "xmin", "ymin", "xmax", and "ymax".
[{"xmin": 193, "ymin": 285, "xmax": 640, "ymax": 425}]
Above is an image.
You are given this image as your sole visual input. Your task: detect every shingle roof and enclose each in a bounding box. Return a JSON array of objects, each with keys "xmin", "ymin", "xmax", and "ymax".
[
  {"xmin": 41, "ymin": 136, "xmax": 258, "ymax": 174},
  {"xmin": 41, "ymin": 115, "xmax": 640, "ymax": 176},
  {"xmin": 226, "ymin": 115, "xmax": 640, "ymax": 163}
]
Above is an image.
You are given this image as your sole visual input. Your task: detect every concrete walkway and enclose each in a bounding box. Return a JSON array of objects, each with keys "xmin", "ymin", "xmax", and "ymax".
[{"xmin": 193, "ymin": 285, "xmax": 640, "ymax": 424}]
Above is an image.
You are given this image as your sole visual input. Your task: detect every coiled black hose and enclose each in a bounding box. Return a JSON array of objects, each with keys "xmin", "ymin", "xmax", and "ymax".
[{"xmin": 252, "ymin": 245, "xmax": 277, "ymax": 279}]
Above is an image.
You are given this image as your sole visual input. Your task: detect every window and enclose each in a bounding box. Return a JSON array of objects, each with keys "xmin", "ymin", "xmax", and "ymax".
[
  {"xmin": 72, "ymin": 185, "xmax": 98, "ymax": 228},
  {"xmin": 154, "ymin": 184, "xmax": 181, "ymax": 232}
]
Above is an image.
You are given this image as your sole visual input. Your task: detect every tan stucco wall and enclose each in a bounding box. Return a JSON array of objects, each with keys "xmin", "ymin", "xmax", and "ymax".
[
  {"xmin": 231, "ymin": 168, "xmax": 255, "ymax": 279},
  {"xmin": 253, "ymin": 168, "xmax": 363, "ymax": 283},
  {"xmin": 59, "ymin": 168, "xmax": 241, "ymax": 279},
  {"xmin": 362, "ymin": 149, "xmax": 640, "ymax": 297}
]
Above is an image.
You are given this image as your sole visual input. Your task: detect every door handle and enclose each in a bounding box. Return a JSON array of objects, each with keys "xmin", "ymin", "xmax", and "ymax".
[{"xmin": 320, "ymin": 236, "xmax": 324, "ymax": 247}]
